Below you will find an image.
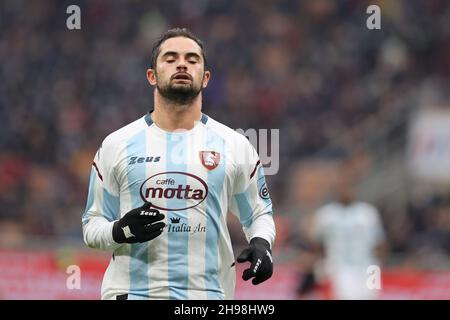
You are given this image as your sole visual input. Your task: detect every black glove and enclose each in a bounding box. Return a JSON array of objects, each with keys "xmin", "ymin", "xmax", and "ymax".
[
  {"xmin": 112, "ymin": 202, "xmax": 165, "ymax": 244},
  {"xmin": 236, "ymin": 237, "xmax": 273, "ymax": 285}
]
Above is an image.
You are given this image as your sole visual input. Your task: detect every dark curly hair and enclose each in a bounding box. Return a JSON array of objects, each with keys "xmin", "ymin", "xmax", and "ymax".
[{"xmin": 150, "ymin": 27, "xmax": 207, "ymax": 70}]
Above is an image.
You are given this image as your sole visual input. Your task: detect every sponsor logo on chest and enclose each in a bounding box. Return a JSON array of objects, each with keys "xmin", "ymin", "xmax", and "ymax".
[{"xmin": 139, "ymin": 172, "xmax": 208, "ymax": 211}]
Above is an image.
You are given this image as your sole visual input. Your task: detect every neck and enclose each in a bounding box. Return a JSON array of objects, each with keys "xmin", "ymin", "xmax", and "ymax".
[
  {"xmin": 151, "ymin": 91, "xmax": 202, "ymax": 131},
  {"xmin": 338, "ymin": 196, "xmax": 354, "ymax": 207}
]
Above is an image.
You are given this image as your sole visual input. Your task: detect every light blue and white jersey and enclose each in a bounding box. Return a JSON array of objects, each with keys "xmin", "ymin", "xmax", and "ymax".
[
  {"xmin": 314, "ymin": 202, "xmax": 384, "ymax": 271},
  {"xmin": 82, "ymin": 111, "xmax": 275, "ymax": 300},
  {"xmin": 313, "ymin": 202, "xmax": 385, "ymax": 299}
]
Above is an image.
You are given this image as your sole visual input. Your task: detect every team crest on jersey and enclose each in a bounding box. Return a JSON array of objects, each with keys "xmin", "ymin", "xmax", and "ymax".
[{"xmin": 199, "ymin": 151, "xmax": 220, "ymax": 170}]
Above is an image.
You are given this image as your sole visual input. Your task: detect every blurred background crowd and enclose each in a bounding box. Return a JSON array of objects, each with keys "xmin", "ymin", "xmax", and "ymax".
[{"xmin": 0, "ymin": 0, "xmax": 449, "ymax": 298}]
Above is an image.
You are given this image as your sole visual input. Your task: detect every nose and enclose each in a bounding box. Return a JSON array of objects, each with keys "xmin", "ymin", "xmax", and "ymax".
[
  {"xmin": 176, "ymin": 64, "xmax": 187, "ymax": 72},
  {"xmin": 176, "ymin": 58, "xmax": 188, "ymax": 71}
]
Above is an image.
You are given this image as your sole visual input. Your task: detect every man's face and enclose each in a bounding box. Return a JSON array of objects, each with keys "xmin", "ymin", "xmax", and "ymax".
[{"xmin": 147, "ymin": 36, "xmax": 210, "ymax": 104}]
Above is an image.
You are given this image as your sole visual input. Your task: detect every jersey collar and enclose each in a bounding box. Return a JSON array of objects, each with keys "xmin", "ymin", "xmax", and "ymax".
[{"xmin": 144, "ymin": 109, "xmax": 208, "ymax": 127}]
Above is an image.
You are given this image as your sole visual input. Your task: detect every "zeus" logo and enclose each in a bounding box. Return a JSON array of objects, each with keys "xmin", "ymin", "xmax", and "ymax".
[{"xmin": 129, "ymin": 156, "xmax": 161, "ymax": 165}]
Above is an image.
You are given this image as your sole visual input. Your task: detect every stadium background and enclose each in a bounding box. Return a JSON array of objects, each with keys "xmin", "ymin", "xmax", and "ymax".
[{"xmin": 0, "ymin": 0, "xmax": 449, "ymax": 299}]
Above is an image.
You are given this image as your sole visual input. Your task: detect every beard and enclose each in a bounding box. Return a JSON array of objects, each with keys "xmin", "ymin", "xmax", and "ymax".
[{"xmin": 157, "ymin": 76, "xmax": 202, "ymax": 105}]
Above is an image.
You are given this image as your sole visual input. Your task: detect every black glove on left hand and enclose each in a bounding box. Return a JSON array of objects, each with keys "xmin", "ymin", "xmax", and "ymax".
[{"xmin": 236, "ymin": 237, "xmax": 273, "ymax": 285}]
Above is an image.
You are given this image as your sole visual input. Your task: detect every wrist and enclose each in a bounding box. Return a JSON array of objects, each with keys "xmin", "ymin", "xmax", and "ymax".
[
  {"xmin": 250, "ymin": 237, "xmax": 271, "ymax": 251},
  {"xmin": 112, "ymin": 221, "xmax": 124, "ymax": 243}
]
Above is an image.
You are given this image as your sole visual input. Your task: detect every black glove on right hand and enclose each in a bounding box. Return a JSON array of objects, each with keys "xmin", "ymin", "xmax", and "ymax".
[{"xmin": 112, "ymin": 202, "xmax": 165, "ymax": 244}]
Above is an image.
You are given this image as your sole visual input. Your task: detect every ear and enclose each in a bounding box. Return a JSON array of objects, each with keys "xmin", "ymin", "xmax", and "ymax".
[
  {"xmin": 202, "ymin": 70, "xmax": 211, "ymax": 88},
  {"xmin": 146, "ymin": 68, "xmax": 157, "ymax": 86}
]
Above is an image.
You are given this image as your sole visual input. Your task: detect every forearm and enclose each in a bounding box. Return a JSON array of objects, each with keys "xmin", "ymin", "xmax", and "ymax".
[
  {"xmin": 243, "ymin": 213, "xmax": 276, "ymax": 249},
  {"xmin": 83, "ymin": 216, "xmax": 123, "ymax": 251}
]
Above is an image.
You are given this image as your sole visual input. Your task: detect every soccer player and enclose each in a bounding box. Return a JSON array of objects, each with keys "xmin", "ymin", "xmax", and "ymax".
[
  {"xmin": 81, "ymin": 28, "xmax": 275, "ymax": 300},
  {"xmin": 312, "ymin": 169, "xmax": 386, "ymax": 299}
]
